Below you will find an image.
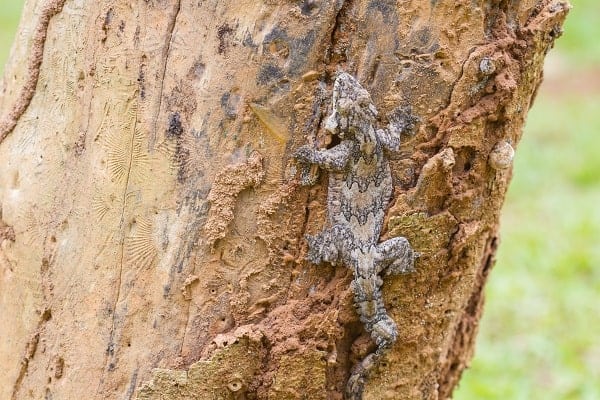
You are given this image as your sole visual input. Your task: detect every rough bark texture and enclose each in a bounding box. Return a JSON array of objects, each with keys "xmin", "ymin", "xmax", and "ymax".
[{"xmin": 0, "ymin": 0, "xmax": 568, "ymax": 399}]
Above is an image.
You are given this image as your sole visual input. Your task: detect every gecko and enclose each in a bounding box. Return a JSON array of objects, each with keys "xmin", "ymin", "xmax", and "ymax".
[{"xmin": 294, "ymin": 72, "xmax": 418, "ymax": 399}]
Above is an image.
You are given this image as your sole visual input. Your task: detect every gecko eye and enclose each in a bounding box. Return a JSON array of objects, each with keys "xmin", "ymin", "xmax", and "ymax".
[{"xmin": 357, "ymin": 91, "xmax": 371, "ymax": 106}]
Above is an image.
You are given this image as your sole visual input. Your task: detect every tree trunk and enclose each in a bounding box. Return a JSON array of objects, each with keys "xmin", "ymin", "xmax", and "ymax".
[{"xmin": 0, "ymin": 0, "xmax": 568, "ymax": 399}]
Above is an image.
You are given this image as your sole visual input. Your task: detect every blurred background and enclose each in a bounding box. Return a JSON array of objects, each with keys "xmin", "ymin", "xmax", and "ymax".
[{"xmin": 1, "ymin": 1, "xmax": 598, "ymax": 399}]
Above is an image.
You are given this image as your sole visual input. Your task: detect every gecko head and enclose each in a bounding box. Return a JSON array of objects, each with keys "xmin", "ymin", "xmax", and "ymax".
[{"xmin": 324, "ymin": 72, "xmax": 378, "ymax": 139}]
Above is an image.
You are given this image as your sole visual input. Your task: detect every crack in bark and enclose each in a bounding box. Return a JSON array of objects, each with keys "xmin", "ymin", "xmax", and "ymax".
[
  {"xmin": 323, "ymin": 0, "xmax": 350, "ymax": 68},
  {"xmin": 95, "ymin": 1, "xmax": 182, "ymax": 395},
  {"xmin": 149, "ymin": 0, "xmax": 182, "ymax": 150},
  {"xmin": 177, "ymin": 219, "xmax": 207, "ymax": 357},
  {"xmin": 437, "ymin": 232, "xmax": 498, "ymax": 398},
  {"xmin": 0, "ymin": 0, "xmax": 67, "ymax": 145},
  {"xmin": 416, "ymin": 44, "xmax": 479, "ymax": 154},
  {"xmin": 10, "ymin": 201, "xmax": 59, "ymax": 398},
  {"xmin": 79, "ymin": 11, "xmax": 103, "ymax": 156},
  {"xmin": 96, "ymin": 94, "xmax": 141, "ymax": 397},
  {"xmin": 11, "ymin": 309, "xmax": 52, "ymax": 400},
  {"xmin": 179, "ymin": 285, "xmax": 193, "ymax": 357}
]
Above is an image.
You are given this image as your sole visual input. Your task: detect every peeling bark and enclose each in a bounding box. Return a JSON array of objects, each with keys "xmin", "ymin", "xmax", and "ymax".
[{"xmin": 0, "ymin": 0, "xmax": 569, "ymax": 399}]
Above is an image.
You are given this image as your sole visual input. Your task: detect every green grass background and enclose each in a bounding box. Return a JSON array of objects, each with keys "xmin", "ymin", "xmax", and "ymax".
[
  {"xmin": 0, "ymin": 1, "xmax": 598, "ymax": 398},
  {"xmin": 0, "ymin": 2, "xmax": 24, "ymax": 74}
]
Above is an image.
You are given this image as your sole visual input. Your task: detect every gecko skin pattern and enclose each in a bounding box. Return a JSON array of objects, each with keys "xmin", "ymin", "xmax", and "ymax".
[{"xmin": 295, "ymin": 72, "xmax": 418, "ymax": 399}]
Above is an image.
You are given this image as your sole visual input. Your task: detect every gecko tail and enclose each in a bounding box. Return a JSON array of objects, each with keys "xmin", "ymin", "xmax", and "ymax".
[
  {"xmin": 350, "ymin": 276, "xmax": 399, "ymax": 348},
  {"xmin": 346, "ymin": 275, "xmax": 398, "ymax": 399}
]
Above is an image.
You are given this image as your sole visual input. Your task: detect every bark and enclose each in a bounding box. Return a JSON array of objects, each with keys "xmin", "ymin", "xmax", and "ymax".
[{"xmin": 0, "ymin": 0, "xmax": 568, "ymax": 399}]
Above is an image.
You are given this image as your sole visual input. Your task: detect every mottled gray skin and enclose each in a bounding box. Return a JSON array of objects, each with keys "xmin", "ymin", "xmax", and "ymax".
[{"xmin": 295, "ymin": 72, "xmax": 417, "ymax": 399}]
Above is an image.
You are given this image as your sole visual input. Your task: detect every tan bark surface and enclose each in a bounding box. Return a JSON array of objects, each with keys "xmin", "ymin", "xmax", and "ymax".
[{"xmin": 0, "ymin": 0, "xmax": 568, "ymax": 399}]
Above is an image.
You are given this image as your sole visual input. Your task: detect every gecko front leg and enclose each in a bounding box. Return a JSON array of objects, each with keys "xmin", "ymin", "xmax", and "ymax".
[
  {"xmin": 294, "ymin": 140, "xmax": 353, "ymax": 171},
  {"xmin": 376, "ymin": 107, "xmax": 418, "ymax": 152}
]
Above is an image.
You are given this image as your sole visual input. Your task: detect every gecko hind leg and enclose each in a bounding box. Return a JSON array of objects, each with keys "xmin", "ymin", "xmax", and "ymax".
[
  {"xmin": 375, "ymin": 236, "xmax": 418, "ymax": 276},
  {"xmin": 305, "ymin": 224, "xmax": 352, "ymax": 266}
]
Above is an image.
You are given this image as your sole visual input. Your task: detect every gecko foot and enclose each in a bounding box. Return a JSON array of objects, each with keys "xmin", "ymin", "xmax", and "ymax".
[
  {"xmin": 371, "ymin": 315, "xmax": 398, "ymax": 349},
  {"xmin": 388, "ymin": 106, "xmax": 419, "ymax": 135},
  {"xmin": 375, "ymin": 236, "xmax": 417, "ymax": 276},
  {"xmin": 345, "ymin": 351, "xmax": 381, "ymax": 400}
]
